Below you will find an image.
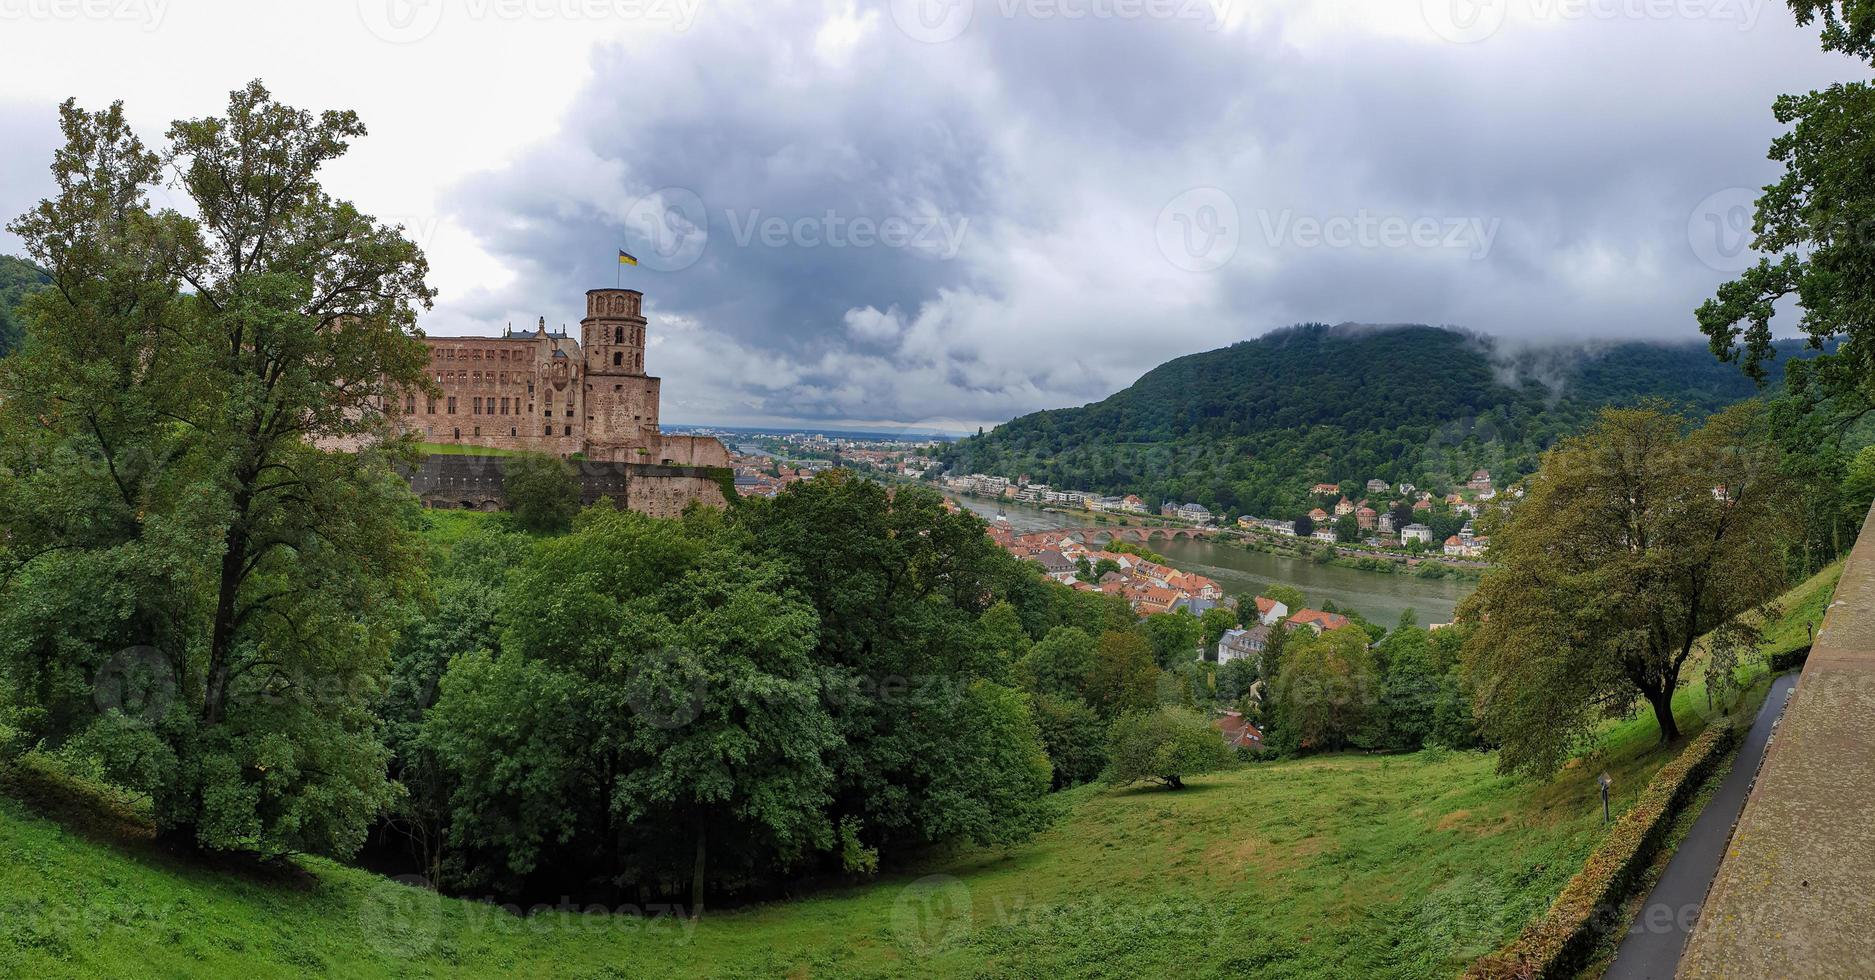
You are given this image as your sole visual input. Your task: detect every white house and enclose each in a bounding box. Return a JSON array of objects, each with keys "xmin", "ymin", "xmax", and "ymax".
[
  {"xmin": 1400, "ymin": 523, "xmax": 1433, "ymax": 545},
  {"xmin": 1217, "ymin": 625, "xmax": 1272, "ymax": 666}
]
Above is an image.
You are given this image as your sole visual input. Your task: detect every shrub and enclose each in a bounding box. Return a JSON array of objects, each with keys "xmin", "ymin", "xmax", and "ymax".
[
  {"xmin": 1767, "ymin": 645, "xmax": 1810, "ymax": 673},
  {"xmin": 1102, "ymin": 707, "xmax": 1233, "ymax": 790},
  {"xmin": 1465, "ymin": 723, "xmax": 1739, "ymax": 979},
  {"xmin": 501, "ymin": 453, "xmax": 582, "ymax": 534}
]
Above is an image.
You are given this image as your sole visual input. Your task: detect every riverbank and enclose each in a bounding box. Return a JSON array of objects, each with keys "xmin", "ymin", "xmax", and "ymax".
[{"xmin": 941, "ymin": 489, "xmax": 1475, "ymax": 625}]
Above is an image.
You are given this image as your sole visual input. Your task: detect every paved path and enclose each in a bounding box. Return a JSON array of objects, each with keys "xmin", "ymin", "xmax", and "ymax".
[{"xmin": 1602, "ymin": 672, "xmax": 1798, "ymax": 980}]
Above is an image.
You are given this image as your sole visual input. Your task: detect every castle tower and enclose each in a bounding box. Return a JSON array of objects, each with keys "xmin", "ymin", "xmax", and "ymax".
[{"xmin": 580, "ymin": 288, "xmax": 663, "ymax": 461}]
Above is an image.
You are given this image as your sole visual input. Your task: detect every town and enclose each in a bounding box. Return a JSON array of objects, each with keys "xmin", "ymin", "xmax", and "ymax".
[{"xmin": 943, "ymin": 468, "xmax": 1511, "ymax": 561}]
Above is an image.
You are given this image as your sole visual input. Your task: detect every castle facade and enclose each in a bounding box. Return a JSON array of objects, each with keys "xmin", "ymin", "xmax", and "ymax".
[{"xmin": 397, "ymin": 287, "xmax": 728, "ymax": 469}]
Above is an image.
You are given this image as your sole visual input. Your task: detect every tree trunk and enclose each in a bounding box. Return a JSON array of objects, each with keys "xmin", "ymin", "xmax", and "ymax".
[
  {"xmin": 204, "ymin": 479, "xmax": 255, "ymax": 727},
  {"xmin": 691, "ymin": 828, "xmax": 707, "ymax": 922},
  {"xmin": 1646, "ymin": 687, "xmax": 1680, "ymax": 744}
]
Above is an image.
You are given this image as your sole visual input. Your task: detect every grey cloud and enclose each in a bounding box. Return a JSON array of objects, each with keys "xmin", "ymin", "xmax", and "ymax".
[{"xmin": 427, "ymin": 3, "xmax": 1850, "ymax": 428}]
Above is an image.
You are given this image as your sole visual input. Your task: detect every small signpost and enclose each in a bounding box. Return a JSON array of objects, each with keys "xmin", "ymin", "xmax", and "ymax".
[{"xmin": 1598, "ymin": 772, "xmax": 1614, "ymax": 825}]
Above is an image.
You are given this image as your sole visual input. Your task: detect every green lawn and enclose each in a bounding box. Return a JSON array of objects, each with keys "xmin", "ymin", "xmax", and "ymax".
[
  {"xmin": 0, "ymin": 567, "xmax": 1840, "ymax": 979},
  {"xmin": 415, "ymin": 442, "xmax": 524, "ymax": 458},
  {"xmin": 415, "ymin": 509, "xmax": 506, "ymax": 553}
]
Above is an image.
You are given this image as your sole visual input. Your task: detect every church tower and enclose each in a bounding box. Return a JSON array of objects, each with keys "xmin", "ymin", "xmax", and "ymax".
[{"xmin": 580, "ymin": 288, "xmax": 663, "ymax": 461}]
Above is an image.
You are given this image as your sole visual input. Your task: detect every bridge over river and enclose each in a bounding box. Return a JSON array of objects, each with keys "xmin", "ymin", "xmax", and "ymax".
[{"xmin": 943, "ymin": 491, "xmax": 1474, "ymax": 626}]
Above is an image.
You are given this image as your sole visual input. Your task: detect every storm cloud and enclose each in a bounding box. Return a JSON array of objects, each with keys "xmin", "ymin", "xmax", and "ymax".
[{"xmin": 1, "ymin": 0, "xmax": 1857, "ymax": 431}]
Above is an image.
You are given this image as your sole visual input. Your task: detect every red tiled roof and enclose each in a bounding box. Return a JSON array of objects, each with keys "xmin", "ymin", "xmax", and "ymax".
[{"xmin": 1288, "ymin": 609, "xmax": 1351, "ymax": 632}]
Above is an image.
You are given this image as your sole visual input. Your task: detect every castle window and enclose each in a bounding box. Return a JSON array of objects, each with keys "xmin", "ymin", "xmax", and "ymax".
[
  {"xmin": 474, "ymin": 426, "xmax": 481, "ymax": 436},
  {"xmin": 614, "ymin": 326, "xmax": 623, "ymax": 343},
  {"xmin": 447, "ymin": 397, "xmax": 457, "ymax": 414},
  {"xmin": 472, "ymin": 397, "xmax": 481, "ymax": 415},
  {"xmin": 565, "ymin": 409, "xmax": 573, "ymax": 417},
  {"xmin": 613, "ymin": 352, "xmax": 623, "ymax": 367},
  {"xmin": 510, "ymin": 427, "xmax": 517, "ymax": 436},
  {"xmin": 563, "ymin": 425, "xmax": 572, "ymax": 436},
  {"xmin": 544, "ymin": 425, "xmax": 552, "ymax": 436},
  {"xmin": 427, "ymin": 398, "xmax": 437, "ymax": 415},
  {"xmin": 405, "ymin": 395, "xmax": 416, "ymax": 414},
  {"xmin": 453, "ymin": 427, "xmax": 460, "ymax": 439},
  {"xmin": 614, "ymin": 385, "xmax": 622, "ymax": 392}
]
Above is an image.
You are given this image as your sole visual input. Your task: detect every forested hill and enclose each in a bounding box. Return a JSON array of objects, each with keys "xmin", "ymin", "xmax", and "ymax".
[
  {"xmin": 0, "ymin": 255, "xmax": 51, "ymax": 357},
  {"xmin": 936, "ymin": 323, "xmax": 1809, "ymax": 519}
]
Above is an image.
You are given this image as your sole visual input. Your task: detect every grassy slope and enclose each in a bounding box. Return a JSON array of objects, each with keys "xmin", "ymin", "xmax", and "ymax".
[
  {"xmin": 415, "ymin": 442, "xmax": 524, "ymax": 457},
  {"xmin": 0, "ymin": 568, "xmax": 1841, "ymax": 980}
]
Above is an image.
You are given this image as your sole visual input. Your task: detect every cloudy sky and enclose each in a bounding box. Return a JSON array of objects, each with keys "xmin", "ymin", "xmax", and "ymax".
[{"xmin": 0, "ymin": 0, "xmax": 1858, "ymax": 431}]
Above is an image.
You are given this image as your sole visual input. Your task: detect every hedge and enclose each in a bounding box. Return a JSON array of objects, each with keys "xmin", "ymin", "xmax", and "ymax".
[
  {"xmin": 1767, "ymin": 644, "xmax": 1810, "ymax": 673},
  {"xmin": 1464, "ymin": 722, "xmax": 1740, "ymax": 980}
]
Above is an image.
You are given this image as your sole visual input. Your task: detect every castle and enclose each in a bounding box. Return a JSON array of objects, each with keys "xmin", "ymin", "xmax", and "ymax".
[
  {"xmin": 400, "ymin": 287, "xmax": 728, "ymax": 468},
  {"xmin": 393, "ymin": 287, "xmax": 731, "ymax": 518}
]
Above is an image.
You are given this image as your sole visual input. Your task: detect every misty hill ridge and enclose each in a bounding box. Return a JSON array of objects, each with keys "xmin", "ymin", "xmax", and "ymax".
[{"xmin": 937, "ymin": 323, "xmax": 1808, "ymax": 518}]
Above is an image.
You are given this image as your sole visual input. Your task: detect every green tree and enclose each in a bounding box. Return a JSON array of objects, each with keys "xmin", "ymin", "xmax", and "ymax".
[
  {"xmin": 739, "ymin": 473, "xmax": 1055, "ymax": 860},
  {"xmin": 1085, "ymin": 630, "xmax": 1159, "ymax": 720},
  {"xmin": 379, "ymin": 520, "xmax": 527, "ymax": 883},
  {"xmin": 1199, "ymin": 606, "xmax": 1239, "ymax": 658},
  {"xmin": 1215, "ymin": 657, "xmax": 1260, "ymax": 707},
  {"xmin": 1269, "ymin": 626, "xmax": 1379, "ymax": 753},
  {"xmin": 502, "ymin": 452, "xmax": 582, "ymax": 534},
  {"xmin": 0, "ymin": 255, "xmax": 50, "ymax": 356},
  {"xmin": 1847, "ymin": 445, "xmax": 1875, "ymax": 519},
  {"xmin": 1462, "ymin": 405, "xmax": 1796, "ymax": 777},
  {"xmin": 425, "ymin": 507, "xmax": 838, "ymax": 908},
  {"xmin": 977, "ymin": 601, "xmax": 1032, "ymax": 680},
  {"xmin": 1334, "ymin": 513, "xmax": 1361, "ymax": 543},
  {"xmin": 1374, "ymin": 626, "xmax": 1439, "ymax": 752},
  {"xmin": 1019, "ymin": 627, "xmax": 1095, "ymax": 699},
  {"xmin": 1029, "ymin": 693, "xmax": 1106, "ymax": 789},
  {"xmin": 1138, "ymin": 611, "xmax": 1202, "ymax": 668},
  {"xmin": 0, "ymin": 84, "xmax": 432, "ymax": 856},
  {"xmin": 1697, "ymin": 1, "xmax": 1875, "ymax": 415},
  {"xmin": 1102, "ymin": 706, "xmax": 1233, "ymax": 790},
  {"xmin": 1260, "ymin": 583, "xmax": 1306, "ymax": 611}
]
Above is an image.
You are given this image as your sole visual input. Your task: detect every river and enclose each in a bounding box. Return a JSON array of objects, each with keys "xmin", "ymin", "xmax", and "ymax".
[{"xmin": 943, "ymin": 491, "xmax": 1473, "ymax": 627}]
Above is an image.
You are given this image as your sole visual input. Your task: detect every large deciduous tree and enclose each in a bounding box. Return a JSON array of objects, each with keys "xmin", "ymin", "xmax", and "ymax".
[
  {"xmin": 1461, "ymin": 406, "xmax": 1795, "ymax": 778},
  {"xmin": 1697, "ymin": 1, "xmax": 1875, "ymax": 418},
  {"xmin": 0, "ymin": 82, "xmax": 432, "ymax": 856},
  {"xmin": 425, "ymin": 505, "xmax": 837, "ymax": 911}
]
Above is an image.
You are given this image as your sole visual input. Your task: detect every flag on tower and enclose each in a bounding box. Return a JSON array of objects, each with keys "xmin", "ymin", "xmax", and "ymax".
[{"xmin": 617, "ymin": 249, "xmax": 638, "ymax": 266}]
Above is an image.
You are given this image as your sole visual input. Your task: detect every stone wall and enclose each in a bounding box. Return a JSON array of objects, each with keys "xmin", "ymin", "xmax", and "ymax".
[
  {"xmin": 1679, "ymin": 501, "xmax": 1875, "ymax": 977},
  {"xmin": 408, "ymin": 454, "xmax": 727, "ymax": 518}
]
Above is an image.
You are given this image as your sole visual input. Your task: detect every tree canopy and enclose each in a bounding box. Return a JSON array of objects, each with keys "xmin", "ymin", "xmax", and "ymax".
[
  {"xmin": 0, "ymin": 83, "xmax": 432, "ymax": 856},
  {"xmin": 1460, "ymin": 405, "xmax": 1795, "ymax": 778}
]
